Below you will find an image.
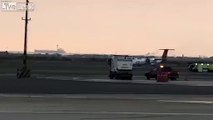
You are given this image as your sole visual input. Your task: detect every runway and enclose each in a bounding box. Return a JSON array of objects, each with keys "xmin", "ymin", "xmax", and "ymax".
[
  {"xmin": 1, "ymin": 73, "xmax": 213, "ymax": 87},
  {"xmin": 0, "ymin": 61, "xmax": 213, "ymax": 119},
  {"xmin": 36, "ymin": 75, "xmax": 213, "ymax": 86},
  {"xmin": 0, "ymin": 73, "xmax": 212, "ymax": 94},
  {"xmin": 0, "ymin": 94, "xmax": 213, "ymax": 120}
]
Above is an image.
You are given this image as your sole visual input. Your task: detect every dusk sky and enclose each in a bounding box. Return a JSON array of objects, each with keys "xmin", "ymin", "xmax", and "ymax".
[{"xmin": 1, "ymin": 0, "xmax": 213, "ymax": 57}]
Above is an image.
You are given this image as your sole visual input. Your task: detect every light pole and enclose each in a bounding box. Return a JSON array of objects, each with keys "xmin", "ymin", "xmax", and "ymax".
[{"xmin": 17, "ymin": 0, "xmax": 31, "ymax": 78}]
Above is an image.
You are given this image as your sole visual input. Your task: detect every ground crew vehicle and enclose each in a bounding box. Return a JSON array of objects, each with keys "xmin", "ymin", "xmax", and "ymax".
[
  {"xmin": 108, "ymin": 56, "xmax": 133, "ymax": 80},
  {"xmin": 144, "ymin": 65, "xmax": 179, "ymax": 80},
  {"xmin": 188, "ymin": 63, "xmax": 213, "ymax": 72}
]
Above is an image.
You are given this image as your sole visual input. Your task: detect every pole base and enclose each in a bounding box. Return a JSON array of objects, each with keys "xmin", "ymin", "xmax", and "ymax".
[{"xmin": 17, "ymin": 65, "xmax": 31, "ymax": 79}]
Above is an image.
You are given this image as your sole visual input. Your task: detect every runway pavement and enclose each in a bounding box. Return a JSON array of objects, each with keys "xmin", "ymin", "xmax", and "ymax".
[
  {"xmin": 0, "ymin": 94, "xmax": 213, "ymax": 120},
  {"xmin": 1, "ymin": 57, "xmax": 213, "ymax": 119},
  {"xmin": 0, "ymin": 74, "xmax": 212, "ymax": 94},
  {"xmin": 36, "ymin": 75, "xmax": 213, "ymax": 86}
]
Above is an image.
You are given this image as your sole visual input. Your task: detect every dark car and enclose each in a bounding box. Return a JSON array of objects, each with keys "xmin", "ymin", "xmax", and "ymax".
[{"xmin": 145, "ymin": 66, "xmax": 179, "ymax": 80}]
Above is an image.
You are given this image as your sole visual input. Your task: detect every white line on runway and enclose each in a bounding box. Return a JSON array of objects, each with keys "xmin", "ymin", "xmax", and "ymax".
[
  {"xmin": 0, "ymin": 111, "xmax": 213, "ymax": 116},
  {"xmin": 37, "ymin": 76, "xmax": 160, "ymax": 84},
  {"xmin": 36, "ymin": 76, "xmax": 213, "ymax": 86},
  {"xmin": 0, "ymin": 94, "xmax": 177, "ymax": 100},
  {"xmin": 0, "ymin": 74, "xmax": 15, "ymax": 76},
  {"xmin": 158, "ymin": 100, "xmax": 213, "ymax": 104}
]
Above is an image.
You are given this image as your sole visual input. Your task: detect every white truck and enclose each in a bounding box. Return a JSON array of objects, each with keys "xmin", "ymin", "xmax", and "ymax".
[{"xmin": 108, "ymin": 56, "xmax": 133, "ymax": 80}]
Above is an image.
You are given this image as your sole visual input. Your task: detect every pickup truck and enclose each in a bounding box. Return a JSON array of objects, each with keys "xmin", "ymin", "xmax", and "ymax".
[{"xmin": 144, "ymin": 66, "xmax": 179, "ymax": 80}]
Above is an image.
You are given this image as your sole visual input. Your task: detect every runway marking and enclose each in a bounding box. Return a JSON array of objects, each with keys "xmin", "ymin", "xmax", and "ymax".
[
  {"xmin": 37, "ymin": 76, "xmax": 213, "ymax": 86},
  {"xmin": 0, "ymin": 111, "xmax": 212, "ymax": 116},
  {"xmin": 36, "ymin": 76, "xmax": 80, "ymax": 81},
  {"xmin": 0, "ymin": 73, "xmax": 15, "ymax": 76},
  {"xmin": 158, "ymin": 100, "xmax": 213, "ymax": 104},
  {"xmin": 37, "ymin": 76, "xmax": 158, "ymax": 84}
]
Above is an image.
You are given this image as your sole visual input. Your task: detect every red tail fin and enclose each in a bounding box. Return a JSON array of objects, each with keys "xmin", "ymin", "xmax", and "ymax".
[{"xmin": 159, "ymin": 49, "xmax": 174, "ymax": 62}]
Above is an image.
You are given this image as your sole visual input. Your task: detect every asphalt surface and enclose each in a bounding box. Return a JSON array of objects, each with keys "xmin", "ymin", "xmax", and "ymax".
[
  {"xmin": 0, "ymin": 94, "xmax": 213, "ymax": 120},
  {"xmin": 0, "ymin": 60, "xmax": 213, "ymax": 119},
  {"xmin": 0, "ymin": 74, "xmax": 212, "ymax": 94},
  {"xmin": 0, "ymin": 59, "xmax": 213, "ymax": 95}
]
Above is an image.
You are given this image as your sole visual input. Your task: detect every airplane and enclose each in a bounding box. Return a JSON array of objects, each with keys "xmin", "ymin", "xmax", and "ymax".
[
  {"xmin": 132, "ymin": 49, "xmax": 174, "ymax": 65},
  {"xmin": 132, "ymin": 57, "xmax": 147, "ymax": 65}
]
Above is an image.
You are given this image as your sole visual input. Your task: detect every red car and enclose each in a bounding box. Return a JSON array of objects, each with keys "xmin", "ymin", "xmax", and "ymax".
[{"xmin": 145, "ymin": 66, "xmax": 179, "ymax": 80}]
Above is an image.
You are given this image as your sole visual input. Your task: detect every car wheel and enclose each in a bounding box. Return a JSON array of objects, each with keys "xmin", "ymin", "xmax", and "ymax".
[
  {"xmin": 115, "ymin": 75, "xmax": 120, "ymax": 79},
  {"xmin": 109, "ymin": 73, "xmax": 114, "ymax": 79},
  {"xmin": 170, "ymin": 77, "xmax": 176, "ymax": 80},
  {"xmin": 146, "ymin": 76, "xmax": 150, "ymax": 80}
]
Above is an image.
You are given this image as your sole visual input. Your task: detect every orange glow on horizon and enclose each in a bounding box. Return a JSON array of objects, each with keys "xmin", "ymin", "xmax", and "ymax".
[{"xmin": 1, "ymin": 0, "xmax": 213, "ymax": 57}]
